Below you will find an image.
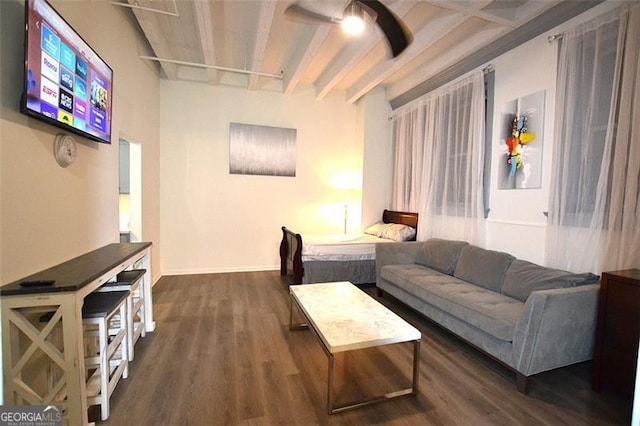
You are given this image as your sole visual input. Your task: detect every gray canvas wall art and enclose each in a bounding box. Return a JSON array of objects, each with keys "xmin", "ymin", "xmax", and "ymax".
[{"xmin": 229, "ymin": 122, "xmax": 297, "ymax": 177}]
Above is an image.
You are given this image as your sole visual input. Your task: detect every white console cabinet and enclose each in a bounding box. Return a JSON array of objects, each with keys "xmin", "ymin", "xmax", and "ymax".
[{"xmin": 1, "ymin": 243, "xmax": 155, "ymax": 425}]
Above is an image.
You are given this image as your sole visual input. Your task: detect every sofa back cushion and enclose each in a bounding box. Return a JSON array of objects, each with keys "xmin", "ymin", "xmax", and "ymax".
[
  {"xmin": 502, "ymin": 259, "xmax": 600, "ymax": 302},
  {"xmin": 454, "ymin": 245, "xmax": 515, "ymax": 292},
  {"xmin": 415, "ymin": 238, "xmax": 468, "ymax": 275}
]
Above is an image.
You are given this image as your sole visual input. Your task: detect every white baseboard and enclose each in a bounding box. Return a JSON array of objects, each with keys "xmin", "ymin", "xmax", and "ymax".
[
  {"xmin": 160, "ymin": 265, "xmax": 280, "ymax": 277},
  {"xmin": 152, "ymin": 272, "xmax": 163, "ymax": 286}
]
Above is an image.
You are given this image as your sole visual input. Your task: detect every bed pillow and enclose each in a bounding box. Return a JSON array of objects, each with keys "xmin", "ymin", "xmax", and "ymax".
[
  {"xmin": 415, "ymin": 238, "xmax": 468, "ymax": 275},
  {"xmin": 364, "ymin": 222, "xmax": 416, "ymax": 242},
  {"xmin": 502, "ymin": 259, "xmax": 600, "ymax": 302},
  {"xmin": 364, "ymin": 221, "xmax": 386, "ymax": 238},
  {"xmin": 382, "ymin": 223, "xmax": 416, "ymax": 242}
]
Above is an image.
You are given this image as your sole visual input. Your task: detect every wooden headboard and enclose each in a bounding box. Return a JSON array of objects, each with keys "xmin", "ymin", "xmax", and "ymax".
[
  {"xmin": 382, "ymin": 209, "xmax": 419, "ymax": 241},
  {"xmin": 382, "ymin": 209, "xmax": 419, "ymax": 229}
]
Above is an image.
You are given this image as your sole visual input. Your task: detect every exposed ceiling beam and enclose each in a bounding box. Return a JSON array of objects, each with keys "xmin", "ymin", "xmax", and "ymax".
[
  {"xmin": 385, "ymin": 0, "xmax": 562, "ymax": 101},
  {"xmin": 283, "ymin": 26, "xmax": 332, "ymax": 95},
  {"xmin": 248, "ymin": 0, "xmax": 277, "ymax": 90},
  {"xmin": 385, "ymin": 25, "xmax": 506, "ymax": 101},
  {"xmin": 346, "ymin": 11, "xmax": 468, "ymax": 104},
  {"xmin": 127, "ymin": 0, "xmax": 179, "ymax": 80},
  {"xmin": 193, "ymin": 0, "xmax": 217, "ymax": 84},
  {"xmin": 315, "ymin": 1, "xmax": 416, "ymax": 99},
  {"xmin": 425, "ymin": 0, "xmax": 519, "ymax": 27},
  {"xmin": 389, "ymin": 0, "xmax": 604, "ymax": 109}
]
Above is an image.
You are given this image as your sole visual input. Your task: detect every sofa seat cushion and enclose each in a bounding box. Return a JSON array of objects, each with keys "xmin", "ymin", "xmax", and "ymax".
[
  {"xmin": 380, "ymin": 264, "xmax": 447, "ymax": 289},
  {"xmin": 381, "ymin": 265, "xmax": 524, "ymax": 342}
]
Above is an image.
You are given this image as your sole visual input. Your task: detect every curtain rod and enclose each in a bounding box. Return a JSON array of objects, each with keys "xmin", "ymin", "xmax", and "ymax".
[
  {"xmin": 548, "ymin": 33, "xmax": 564, "ymax": 43},
  {"xmin": 389, "ymin": 68, "xmax": 490, "ymax": 120}
]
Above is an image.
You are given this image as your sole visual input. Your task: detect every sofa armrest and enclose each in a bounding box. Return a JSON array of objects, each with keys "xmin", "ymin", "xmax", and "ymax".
[
  {"xmin": 375, "ymin": 241, "xmax": 422, "ymax": 282},
  {"xmin": 513, "ymin": 284, "xmax": 599, "ymax": 376}
]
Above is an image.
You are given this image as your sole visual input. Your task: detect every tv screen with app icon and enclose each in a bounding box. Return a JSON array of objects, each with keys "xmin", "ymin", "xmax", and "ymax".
[{"xmin": 22, "ymin": 0, "xmax": 113, "ymax": 144}]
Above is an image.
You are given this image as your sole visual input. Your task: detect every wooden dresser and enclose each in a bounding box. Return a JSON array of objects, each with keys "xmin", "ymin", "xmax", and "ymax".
[{"xmin": 592, "ymin": 269, "xmax": 640, "ymax": 396}]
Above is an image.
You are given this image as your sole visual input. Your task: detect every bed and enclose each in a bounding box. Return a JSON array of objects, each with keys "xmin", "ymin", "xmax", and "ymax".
[{"xmin": 280, "ymin": 209, "xmax": 418, "ymax": 285}]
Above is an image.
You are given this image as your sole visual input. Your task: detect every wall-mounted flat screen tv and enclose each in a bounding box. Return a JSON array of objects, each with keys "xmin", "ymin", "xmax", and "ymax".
[{"xmin": 21, "ymin": 0, "xmax": 113, "ymax": 144}]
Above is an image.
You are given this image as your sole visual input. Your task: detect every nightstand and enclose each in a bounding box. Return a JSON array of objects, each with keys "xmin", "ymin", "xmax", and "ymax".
[{"xmin": 592, "ymin": 269, "xmax": 640, "ymax": 396}]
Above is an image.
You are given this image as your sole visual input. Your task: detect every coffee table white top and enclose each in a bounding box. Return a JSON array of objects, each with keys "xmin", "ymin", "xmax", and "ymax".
[{"xmin": 290, "ymin": 281, "xmax": 421, "ymax": 353}]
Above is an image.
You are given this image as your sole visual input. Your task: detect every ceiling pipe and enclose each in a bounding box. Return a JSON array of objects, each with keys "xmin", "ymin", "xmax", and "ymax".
[
  {"xmin": 110, "ymin": 0, "xmax": 180, "ymax": 17},
  {"xmin": 139, "ymin": 56, "xmax": 284, "ymax": 80}
]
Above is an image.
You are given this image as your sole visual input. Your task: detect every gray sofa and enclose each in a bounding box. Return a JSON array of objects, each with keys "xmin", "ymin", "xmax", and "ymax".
[{"xmin": 376, "ymin": 238, "xmax": 600, "ymax": 393}]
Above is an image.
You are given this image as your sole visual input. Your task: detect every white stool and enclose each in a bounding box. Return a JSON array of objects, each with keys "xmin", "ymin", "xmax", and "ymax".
[
  {"xmin": 99, "ymin": 269, "xmax": 146, "ymax": 361},
  {"xmin": 82, "ymin": 290, "xmax": 129, "ymax": 421}
]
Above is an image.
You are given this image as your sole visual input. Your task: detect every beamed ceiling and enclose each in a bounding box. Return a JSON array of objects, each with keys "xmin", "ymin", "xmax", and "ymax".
[{"xmin": 114, "ymin": 0, "xmax": 603, "ymax": 108}]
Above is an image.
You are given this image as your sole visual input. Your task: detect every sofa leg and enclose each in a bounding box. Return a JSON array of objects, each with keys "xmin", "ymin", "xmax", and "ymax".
[
  {"xmin": 516, "ymin": 373, "xmax": 529, "ymax": 394},
  {"xmin": 376, "ymin": 288, "xmax": 383, "ymax": 297}
]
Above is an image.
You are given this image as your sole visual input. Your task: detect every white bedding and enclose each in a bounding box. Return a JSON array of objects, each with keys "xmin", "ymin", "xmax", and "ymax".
[{"xmin": 301, "ymin": 233, "xmax": 394, "ymax": 261}]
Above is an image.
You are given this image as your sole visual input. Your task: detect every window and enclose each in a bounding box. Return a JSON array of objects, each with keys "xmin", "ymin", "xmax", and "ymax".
[
  {"xmin": 433, "ymin": 71, "xmax": 493, "ymax": 218},
  {"xmin": 553, "ymin": 18, "xmax": 619, "ymax": 227},
  {"xmin": 391, "ymin": 71, "xmax": 486, "ymax": 243},
  {"xmin": 546, "ymin": 5, "xmax": 639, "ymax": 272}
]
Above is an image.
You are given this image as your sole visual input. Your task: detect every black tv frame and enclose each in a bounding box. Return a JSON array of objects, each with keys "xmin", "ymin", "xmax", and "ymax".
[{"xmin": 20, "ymin": 0, "xmax": 114, "ymax": 144}]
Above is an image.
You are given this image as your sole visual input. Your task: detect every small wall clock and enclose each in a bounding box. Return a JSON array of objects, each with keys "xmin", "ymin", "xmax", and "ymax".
[{"xmin": 53, "ymin": 133, "xmax": 77, "ymax": 167}]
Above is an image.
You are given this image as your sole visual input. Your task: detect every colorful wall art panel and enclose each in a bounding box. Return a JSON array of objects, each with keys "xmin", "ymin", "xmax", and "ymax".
[{"xmin": 498, "ymin": 90, "xmax": 545, "ymax": 189}]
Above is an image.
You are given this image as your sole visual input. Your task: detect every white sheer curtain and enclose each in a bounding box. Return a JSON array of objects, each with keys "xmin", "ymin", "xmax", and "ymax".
[
  {"xmin": 391, "ymin": 71, "xmax": 485, "ymax": 245},
  {"xmin": 546, "ymin": 4, "xmax": 640, "ymax": 273}
]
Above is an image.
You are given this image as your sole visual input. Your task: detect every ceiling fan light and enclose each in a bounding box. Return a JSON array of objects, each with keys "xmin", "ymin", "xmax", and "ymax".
[{"xmin": 342, "ymin": 2, "xmax": 365, "ymax": 36}]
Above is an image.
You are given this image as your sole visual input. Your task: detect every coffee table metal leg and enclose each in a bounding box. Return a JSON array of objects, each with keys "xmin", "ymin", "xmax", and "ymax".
[
  {"xmin": 328, "ymin": 339, "xmax": 421, "ymax": 414},
  {"xmin": 412, "ymin": 339, "xmax": 420, "ymax": 395},
  {"xmin": 289, "ymin": 293, "xmax": 294, "ymax": 329},
  {"xmin": 289, "ymin": 291, "xmax": 308, "ymax": 330},
  {"xmin": 327, "ymin": 353, "xmax": 335, "ymax": 414}
]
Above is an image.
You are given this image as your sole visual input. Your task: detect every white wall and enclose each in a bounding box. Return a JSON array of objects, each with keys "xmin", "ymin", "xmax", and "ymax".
[
  {"xmin": 0, "ymin": 0, "xmax": 161, "ymax": 404},
  {"xmin": 359, "ymin": 88, "xmax": 393, "ymax": 228},
  {"xmin": 485, "ymin": 35, "xmax": 556, "ymax": 264},
  {"xmin": 484, "ymin": 0, "xmax": 622, "ymax": 266},
  {"xmin": 160, "ymin": 82, "xmax": 364, "ymax": 275},
  {"xmin": 0, "ymin": 0, "xmax": 162, "ymax": 284}
]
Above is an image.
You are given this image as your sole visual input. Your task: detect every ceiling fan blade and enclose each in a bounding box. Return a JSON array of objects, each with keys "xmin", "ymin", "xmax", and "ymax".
[
  {"xmin": 285, "ymin": 4, "xmax": 341, "ymax": 26},
  {"xmin": 357, "ymin": 0, "xmax": 412, "ymax": 57}
]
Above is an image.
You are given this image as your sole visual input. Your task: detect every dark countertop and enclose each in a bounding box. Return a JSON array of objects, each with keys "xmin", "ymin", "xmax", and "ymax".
[{"xmin": 1, "ymin": 242, "xmax": 152, "ymax": 296}]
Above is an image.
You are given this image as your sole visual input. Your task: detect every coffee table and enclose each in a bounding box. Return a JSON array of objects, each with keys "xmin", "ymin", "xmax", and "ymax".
[{"xmin": 289, "ymin": 281, "xmax": 421, "ymax": 414}]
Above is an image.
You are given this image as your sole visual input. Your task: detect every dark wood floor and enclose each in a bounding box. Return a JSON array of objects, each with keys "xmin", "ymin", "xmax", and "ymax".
[{"xmin": 102, "ymin": 271, "xmax": 632, "ymax": 425}]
